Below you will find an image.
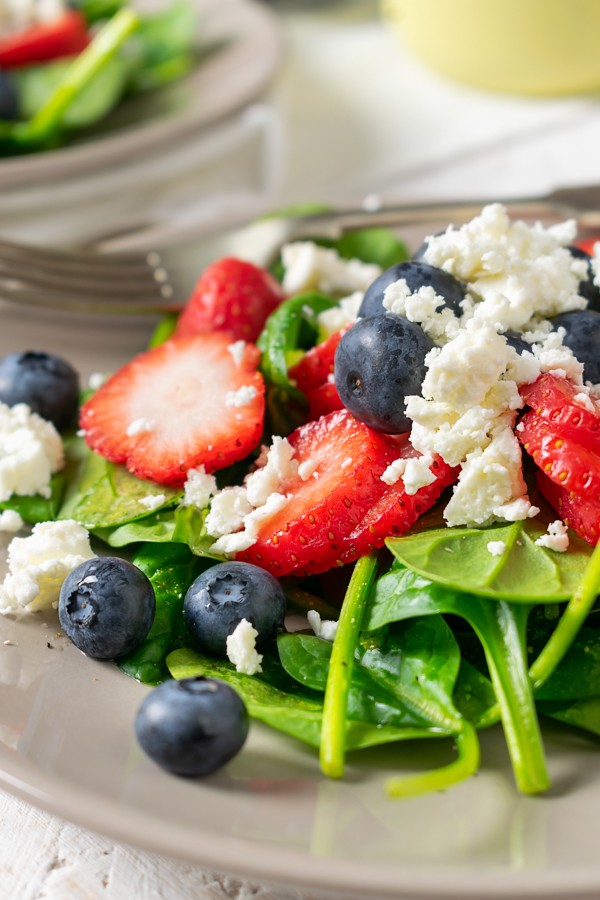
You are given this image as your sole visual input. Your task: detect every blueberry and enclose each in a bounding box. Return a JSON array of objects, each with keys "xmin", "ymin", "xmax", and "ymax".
[
  {"xmin": 59, "ymin": 557, "xmax": 155, "ymax": 660},
  {"xmin": 135, "ymin": 677, "xmax": 249, "ymax": 777},
  {"xmin": 504, "ymin": 330, "xmax": 531, "ymax": 356},
  {"xmin": 551, "ymin": 309, "xmax": 600, "ymax": 384},
  {"xmin": 0, "ymin": 72, "xmax": 19, "ymax": 121},
  {"xmin": 0, "ymin": 351, "xmax": 79, "ymax": 431},
  {"xmin": 183, "ymin": 561, "xmax": 286, "ymax": 656},
  {"xmin": 334, "ymin": 314, "xmax": 434, "ymax": 433},
  {"xmin": 358, "ymin": 261, "xmax": 466, "ymax": 318},
  {"xmin": 568, "ymin": 245, "xmax": 600, "ymax": 310}
]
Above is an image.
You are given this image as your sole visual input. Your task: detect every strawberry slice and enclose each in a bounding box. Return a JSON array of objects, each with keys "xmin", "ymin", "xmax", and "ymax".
[
  {"xmin": 520, "ymin": 374, "xmax": 600, "ymax": 455},
  {"xmin": 305, "ymin": 382, "xmax": 344, "ymax": 419},
  {"xmin": 574, "ymin": 237, "xmax": 600, "ymax": 256},
  {"xmin": 536, "ymin": 470, "xmax": 600, "ymax": 545},
  {"xmin": 237, "ymin": 409, "xmax": 455, "ymax": 576},
  {"xmin": 288, "ymin": 327, "xmax": 349, "ymax": 421},
  {"xmin": 175, "ymin": 257, "xmax": 285, "ymax": 343},
  {"xmin": 80, "ymin": 333, "xmax": 265, "ymax": 486},
  {"xmin": 518, "ymin": 410, "xmax": 600, "ymax": 496}
]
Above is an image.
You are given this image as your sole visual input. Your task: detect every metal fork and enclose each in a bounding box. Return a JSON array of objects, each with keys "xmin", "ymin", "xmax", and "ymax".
[{"xmin": 4, "ymin": 182, "xmax": 600, "ymax": 316}]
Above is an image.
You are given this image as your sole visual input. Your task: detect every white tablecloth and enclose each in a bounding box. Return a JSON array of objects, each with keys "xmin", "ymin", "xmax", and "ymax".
[{"xmin": 3, "ymin": 1, "xmax": 600, "ymax": 896}]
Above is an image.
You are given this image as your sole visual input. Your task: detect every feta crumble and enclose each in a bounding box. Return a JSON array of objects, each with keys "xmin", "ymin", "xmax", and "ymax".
[
  {"xmin": 487, "ymin": 540, "xmax": 507, "ymax": 557},
  {"xmin": 225, "ymin": 385, "xmax": 258, "ymax": 408},
  {"xmin": 0, "ymin": 510, "xmax": 23, "ymax": 533},
  {"xmin": 0, "ymin": 520, "xmax": 95, "ymax": 616},
  {"xmin": 316, "ymin": 291, "xmax": 363, "ymax": 338},
  {"xmin": 227, "ymin": 340, "xmax": 247, "ymax": 367},
  {"xmin": 183, "ymin": 465, "xmax": 217, "ymax": 509},
  {"xmin": 138, "ymin": 494, "xmax": 166, "ymax": 511},
  {"xmin": 0, "ymin": 402, "xmax": 63, "ymax": 502},
  {"xmin": 226, "ymin": 618, "xmax": 263, "ymax": 675},
  {"xmin": 126, "ymin": 418, "xmax": 155, "ymax": 437},
  {"xmin": 307, "ymin": 609, "xmax": 338, "ymax": 642},
  {"xmin": 535, "ymin": 520, "xmax": 570, "ymax": 552},
  {"xmin": 281, "ymin": 242, "xmax": 381, "ymax": 296}
]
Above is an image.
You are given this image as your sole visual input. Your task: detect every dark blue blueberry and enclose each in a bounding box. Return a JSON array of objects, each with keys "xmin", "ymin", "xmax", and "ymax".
[
  {"xmin": 504, "ymin": 330, "xmax": 531, "ymax": 356},
  {"xmin": 568, "ymin": 245, "xmax": 600, "ymax": 311},
  {"xmin": 0, "ymin": 72, "xmax": 19, "ymax": 121},
  {"xmin": 358, "ymin": 260, "xmax": 466, "ymax": 318},
  {"xmin": 58, "ymin": 557, "xmax": 155, "ymax": 660},
  {"xmin": 183, "ymin": 561, "xmax": 286, "ymax": 656},
  {"xmin": 551, "ymin": 309, "xmax": 600, "ymax": 384},
  {"xmin": 135, "ymin": 677, "xmax": 248, "ymax": 777},
  {"xmin": 334, "ymin": 314, "xmax": 434, "ymax": 433},
  {"xmin": 0, "ymin": 351, "xmax": 79, "ymax": 431}
]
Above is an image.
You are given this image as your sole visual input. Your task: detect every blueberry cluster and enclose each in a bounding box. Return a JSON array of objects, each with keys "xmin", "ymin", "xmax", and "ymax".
[{"xmin": 334, "ymin": 260, "xmax": 466, "ymax": 433}]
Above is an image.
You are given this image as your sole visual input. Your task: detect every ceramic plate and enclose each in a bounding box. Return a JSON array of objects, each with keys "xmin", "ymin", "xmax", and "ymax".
[
  {"xmin": 0, "ymin": 0, "xmax": 283, "ymax": 189},
  {"xmin": 0, "ymin": 217, "xmax": 599, "ymax": 900}
]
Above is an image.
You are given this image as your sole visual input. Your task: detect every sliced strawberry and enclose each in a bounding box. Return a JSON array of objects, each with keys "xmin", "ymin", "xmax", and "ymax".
[
  {"xmin": 288, "ymin": 327, "xmax": 349, "ymax": 393},
  {"xmin": 536, "ymin": 470, "xmax": 600, "ymax": 546},
  {"xmin": 305, "ymin": 382, "xmax": 344, "ymax": 419},
  {"xmin": 80, "ymin": 333, "xmax": 264, "ymax": 486},
  {"xmin": 0, "ymin": 10, "xmax": 89, "ymax": 68},
  {"xmin": 520, "ymin": 374, "xmax": 600, "ymax": 455},
  {"xmin": 574, "ymin": 237, "xmax": 600, "ymax": 256},
  {"xmin": 237, "ymin": 409, "xmax": 455, "ymax": 576},
  {"xmin": 175, "ymin": 257, "xmax": 285, "ymax": 343},
  {"xmin": 518, "ymin": 410, "xmax": 600, "ymax": 497}
]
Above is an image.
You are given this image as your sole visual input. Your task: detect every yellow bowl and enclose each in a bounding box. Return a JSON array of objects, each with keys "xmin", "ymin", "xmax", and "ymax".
[{"xmin": 381, "ymin": 0, "xmax": 600, "ymax": 95}]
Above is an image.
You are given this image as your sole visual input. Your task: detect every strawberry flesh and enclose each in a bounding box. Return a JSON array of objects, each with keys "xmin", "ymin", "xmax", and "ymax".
[
  {"xmin": 175, "ymin": 257, "xmax": 285, "ymax": 343},
  {"xmin": 518, "ymin": 409, "xmax": 600, "ymax": 497},
  {"xmin": 80, "ymin": 333, "xmax": 265, "ymax": 486},
  {"xmin": 536, "ymin": 470, "xmax": 600, "ymax": 546},
  {"xmin": 237, "ymin": 409, "xmax": 456, "ymax": 576},
  {"xmin": 520, "ymin": 373, "xmax": 600, "ymax": 455}
]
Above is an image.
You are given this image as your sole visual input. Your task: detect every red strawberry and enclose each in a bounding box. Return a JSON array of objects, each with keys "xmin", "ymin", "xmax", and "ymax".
[
  {"xmin": 175, "ymin": 257, "xmax": 285, "ymax": 343},
  {"xmin": 536, "ymin": 470, "xmax": 600, "ymax": 546},
  {"xmin": 237, "ymin": 409, "xmax": 455, "ymax": 576},
  {"xmin": 80, "ymin": 333, "xmax": 265, "ymax": 486},
  {"xmin": 518, "ymin": 410, "xmax": 600, "ymax": 496},
  {"xmin": 305, "ymin": 382, "xmax": 344, "ymax": 419},
  {"xmin": 288, "ymin": 327, "xmax": 349, "ymax": 393},
  {"xmin": 574, "ymin": 237, "xmax": 600, "ymax": 256},
  {"xmin": 520, "ymin": 374, "xmax": 600, "ymax": 455}
]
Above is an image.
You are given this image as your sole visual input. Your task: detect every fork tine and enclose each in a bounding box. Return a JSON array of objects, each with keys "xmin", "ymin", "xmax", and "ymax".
[{"xmin": 0, "ymin": 279, "xmax": 182, "ymax": 315}]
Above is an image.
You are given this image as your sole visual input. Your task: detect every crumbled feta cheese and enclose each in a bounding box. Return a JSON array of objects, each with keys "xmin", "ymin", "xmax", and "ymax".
[
  {"xmin": 224, "ymin": 385, "xmax": 258, "ymax": 408},
  {"xmin": 316, "ymin": 291, "xmax": 363, "ymax": 337},
  {"xmin": 383, "ymin": 280, "xmax": 461, "ymax": 344},
  {"xmin": 226, "ymin": 618, "xmax": 263, "ymax": 675},
  {"xmin": 0, "ymin": 520, "xmax": 94, "ymax": 616},
  {"xmin": 88, "ymin": 372, "xmax": 106, "ymax": 390},
  {"xmin": 205, "ymin": 487, "xmax": 253, "ymax": 537},
  {"xmin": 487, "ymin": 540, "xmax": 506, "ymax": 557},
  {"xmin": 227, "ymin": 340, "xmax": 247, "ymax": 367},
  {"xmin": 307, "ymin": 609, "xmax": 338, "ymax": 641},
  {"xmin": 245, "ymin": 436, "xmax": 297, "ymax": 507},
  {"xmin": 381, "ymin": 457, "xmax": 407, "ymax": 486},
  {"xmin": 126, "ymin": 418, "xmax": 155, "ymax": 437},
  {"xmin": 0, "ymin": 402, "xmax": 63, "ymax": 502},
  {"xmin": 402, "ymin": 455, "xmax": 437, "ymax": 495},
  {"xmin": 535, "ymin": 520, "xmax": 570, "ymax": 552},
  {"xmin": 138, "ymin": 494, "xmax": 166, "ymax": 511},
  {"xmin": 298, "ymin": 459, "xmax": 318, "ymax": 481},
  {"xmin": 209, "ymin": 492, "xmax": 288, "ymax": 555},
  {"xmin": 183, "ymin": 465, "xmax": 217, "ymax": 509},
  {"xmin": 573, "ymin": 391, "xmax": 597, "ymax": 412},
  {"xmin": 0, "ymin": 510, "xmax": 23, "ymax": 533},
  {"xmin": 281, "ymin": 241, "xmax": 381, "ymax": 296},
  {"xmin": 530, "ymin": 329, "xmax": 584, "ymax": 385}
]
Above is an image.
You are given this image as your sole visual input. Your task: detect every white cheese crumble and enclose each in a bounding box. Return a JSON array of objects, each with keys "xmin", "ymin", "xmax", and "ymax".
[
  {"xmin": 0, "ymin": 510, "xmax": 23, "ymax": 533},
  {"xmin": 126, "ymin": 418, "xmax": 155, "ymax": 437},
  {"xmin": 383, "ymin": 280, "xmax": 461, "ymax": 345},
  {"xmin": 0, "ymin": 402, "xmax": 63, "ymax": 502},
  {"xmin": 307, "ymin": 609, "xmax": 338, "ymax": 642},
  {"xmin": 183, "ymin": 465, "xmax": 217, "ymax": 509},
  {"xmin": 227, "ymin": 340, "xmax": 247, "ymax": 367},
  {"xmin": 226, "ymin": 618, "xmax": 263, "ymax": 675},
  {"xmin": 316, "ymin": 291, "xmax": 363, "ymax": 338},
  {"xmin": 535, "ymin": 520, "xmax": 570, "ymax": 552},
  {"xmin": 487, "ymin": 540, "xmax": 507, "ymax": 557},
  {"xmin": 281, "ymin": 242, "xmax": 381, "ymax": 296},
  {"xmin": 244, "ymin": 436, "xmax": 297, "ymax": 507},
  {"xmin": 138, "ymin": 494, "xmax": 166, "ymax": 511},
  {"xmin": 88, "ymin": 372, "xmax": 106, "ymax": 391},
  {"xmin": 224, "ymin": 385, "xmax": 258, "ymax": 408},
  {"xmin": 0, "ymin": 520, "xmax": 95, "ymax": 616},
  {"xmin": 298, "ymin": 459, "xmax": 318, "ymax": 481},
  {"xmin": 381, "ymin": 457, "xmax": 407, "ymax": 486},
  {"xmin": 205, "ymin": 487, "xmax": 253, "ymax": 538}
]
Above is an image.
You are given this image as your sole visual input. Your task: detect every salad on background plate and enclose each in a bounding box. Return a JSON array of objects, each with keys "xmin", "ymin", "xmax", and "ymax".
[{"xmin": 0, "ymin": 204, "xmax": 600, "ymax": 809}]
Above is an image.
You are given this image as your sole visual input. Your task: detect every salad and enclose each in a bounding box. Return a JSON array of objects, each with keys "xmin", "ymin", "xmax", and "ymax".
[
  {"xmin": 0, "ymin": 0, "xmax": 201, "ymax": 154},
  {"xmin": 1, "ymin": 204, "xmax": 600, "ymax": 797}
]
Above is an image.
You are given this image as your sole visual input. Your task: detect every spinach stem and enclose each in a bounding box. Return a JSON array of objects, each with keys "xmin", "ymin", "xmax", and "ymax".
[
  {"xmin": 320, "ymin": 552, "xmax": 378, "ymax": 779},
  {"xmin": 529, "ymin": 539, "xmax": 600, "ymax": 691},
  {"xmin": 386, "ymin": 721, "xmax": 479, "ymax": 798}
]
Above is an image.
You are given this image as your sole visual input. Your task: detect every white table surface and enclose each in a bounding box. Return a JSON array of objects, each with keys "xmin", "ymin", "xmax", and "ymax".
[{"xmin": 3, "ymin": 1, "xmax": 600, "ymax": 897}]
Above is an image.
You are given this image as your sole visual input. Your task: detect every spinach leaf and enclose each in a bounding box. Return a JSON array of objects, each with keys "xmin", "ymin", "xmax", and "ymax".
[
  {"xmin": 166, "ymin": 646, "xmax": 418, "ymax": 751},
  {"xmin": 58, "ymin": 437, "xmax": 180, "ymax": 529},
  {"xmin": 386, "ymin": 520, "xmax": 593, "ymax": 602},
  {"xmin": 0, "ymin": 471, "xmax": 65, "ymax": 524},
  {"xmin": 333, "ymin": 228, "xmax": 409, "ymax": 269},
  {"xmin": 365, "ymin": 564, "xmax": 550, "ymax": 794},
  {"xmin": 125, "ymin": 0, "xmax": 197, "ymax": 92},
  {"xmin": 534, "ymin": 626, "xmax": 600, "ymax": 701},
  {"xmin": 538, "ymin": 697, "xmax": 600, "ymax": 736},
  {"xmin": 118, "ymin": 543, "xmax": 207, "ymax": 684},
  {"xmin": 98, "ymin": 503, "xmax": 221, "ymax": 560}
]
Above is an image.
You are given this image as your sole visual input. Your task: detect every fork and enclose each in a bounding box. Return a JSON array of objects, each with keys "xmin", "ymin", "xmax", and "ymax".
[{"xmin": 4, "ymin": 182, "xmax": 600, "ymax": 316}]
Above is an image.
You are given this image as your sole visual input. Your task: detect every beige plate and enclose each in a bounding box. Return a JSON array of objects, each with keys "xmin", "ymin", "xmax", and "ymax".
[
  {"xmin": 0, "ymin": 0, "xmax": 283, "ymax": 190},
  {"xmin": 0, "ymin": 218, "xmax": 600, "ymax": 900}
]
